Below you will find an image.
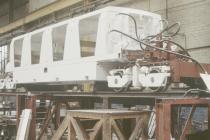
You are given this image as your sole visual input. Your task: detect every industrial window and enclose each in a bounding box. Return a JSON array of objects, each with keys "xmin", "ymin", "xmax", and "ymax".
[
  {"xmin": 79, "ymin": 14, "xmax": 100, "ymax": 57},
  {"xmin": 31, "ymin": 32, "xmax": 43, "ymax": 64},
  {"xmin": 0, "ymin": 45, "xmax": 8, "ymax": 73},
  {"xmin": 14, "ymin": 38, "xmax": 24, "ymax": 67},
  {"xmin": 52, "ymin": 24, "xmax": 67, "ymax": 61}
]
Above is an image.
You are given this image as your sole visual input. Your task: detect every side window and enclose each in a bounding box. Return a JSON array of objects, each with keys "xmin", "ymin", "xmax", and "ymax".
[
  {"xmin": 52, "ymin": 24, "xmax": 67, "ymax": 61},
  {"xmin": 31, "ymin": 32, "xmax": 43, "ymax": 64},
  {"xmin": 14, "ymin": 38, "xmax": 24, "ymax": 67},
  {"xmin": 0, "ymin": 45, "xmax": 8, "ymax": 73},
  {"xmin": 79, "ymin": 14, "xmax": 100, "ymax": 57}
]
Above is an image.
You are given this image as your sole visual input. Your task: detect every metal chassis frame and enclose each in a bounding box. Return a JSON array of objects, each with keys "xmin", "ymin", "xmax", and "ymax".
[{"xmin": 156, "ymin": 98, "xmax": 210, "ymax": 140}]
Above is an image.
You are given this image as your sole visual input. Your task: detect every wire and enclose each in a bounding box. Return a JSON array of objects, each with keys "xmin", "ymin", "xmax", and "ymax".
[
  {"xmin": 145, "ymin": 22, "xmax": 181, "ymax": 40},
  {"xmin": 164, "ymin": 22, "xmax": 181, "ymax": 37},
  {"xmin": 110, "ymin": 29, "xmax": 208, "ymax": 74},
  {"xmin": 117, "ymin": 13, "xmax": 144, "ymax": 50},
  {"xmin": 183, "ymin": 88, "xmax": 210, "ymax": 97},
  {"xmin": 156, "ymin": 40, "xmax": 191, "ymax": 56},
  {"xmin": 113, "ymin": 81, "xmax": 132, "ymax": 93}
]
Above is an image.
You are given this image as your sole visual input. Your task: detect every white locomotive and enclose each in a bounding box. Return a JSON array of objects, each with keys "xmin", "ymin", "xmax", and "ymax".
[{"xmin": 1, "ymin": 6, "xmax": 162, "ymax": 91}]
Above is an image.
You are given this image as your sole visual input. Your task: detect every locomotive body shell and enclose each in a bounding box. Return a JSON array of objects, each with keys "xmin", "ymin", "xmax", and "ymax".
[{"xmin": 5, "ymin": 6, "xmax": 161, "ymax": 88}]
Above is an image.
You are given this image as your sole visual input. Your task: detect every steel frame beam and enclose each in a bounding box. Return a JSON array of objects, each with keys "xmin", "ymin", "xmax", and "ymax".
[
  {"xmin": 26, "ymin": 95, "xmax": 37, "ymax": 140},
  {"xmin": 0, "ymin": 0, "xmax": 82, "ymax": 35},
  {"xmin": 155, "ymin": 98, "xmax": 210, "ymax": 140},
  {"xmin": 16, "ymin": 95, "xmax": 26, "ymax": 127}
]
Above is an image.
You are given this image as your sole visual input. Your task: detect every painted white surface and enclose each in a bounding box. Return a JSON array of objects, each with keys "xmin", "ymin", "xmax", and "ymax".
[
  {"xmin": 138, "ymin": 73, "xmax": 170, "ymax": 87},
  {"xmin": 16, "ymin": 109, "xmax": 32, "ymax": 140},
  {"xmin": 107, "ymin": 65, "xmax": 170, "ymax": 88},
  {"xmin": 200, "ymin": 73, "xmax": 210, "ymax": 91},
  {"xmin": 6, "ymin": 7, "xmax": 161, "ymax": 85}
]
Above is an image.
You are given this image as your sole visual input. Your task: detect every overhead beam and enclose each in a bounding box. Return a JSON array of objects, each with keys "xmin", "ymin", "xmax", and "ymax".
[
  {"xmin": 9, "ymin": 0, "xmax": 14, "ymax": 22},
  {"xmin": 0, "ymin": 0, "xmax": 82, "ymax": 35}
]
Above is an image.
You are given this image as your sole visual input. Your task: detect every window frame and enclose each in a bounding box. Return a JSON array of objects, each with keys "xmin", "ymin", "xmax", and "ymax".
[
  {"xmin": 51, "ymin": 24, "xmax": 68, "ymax": 62},
  {"xmin": 13, "ymin": 38, "xmax": 24, "ymax": 67},
  {"xmin": 30, "ymin": 31, "xmax": 44, "ymax": 65},
  {"xmin": 79, "ymin": 14, "xmax": 101, "ymax": 58}
]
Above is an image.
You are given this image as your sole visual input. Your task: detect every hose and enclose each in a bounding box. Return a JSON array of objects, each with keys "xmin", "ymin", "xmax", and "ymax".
[
  {"xmin": 183, "ymin": 88, "xmax": 210, "ymax": 97},
  {"xmin": 164, "ymin": 22, "xmax": 181, "ymax": 37},
  {"xmin": 153, "ymin": 40, "xmax": 191, "ymax": 57},
  {"xmin": 110, "ymin": 29, "xmax": 207, "ymax": 74},
  {"xmin": 145, "ymin": 22, "xmax": 181, "ymax": 40},
  {"xmin": 117, "ymin": 13, "xmax": 144, "ymax": 50}
]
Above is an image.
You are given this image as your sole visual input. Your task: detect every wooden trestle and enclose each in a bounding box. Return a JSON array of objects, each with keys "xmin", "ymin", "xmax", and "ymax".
[{"xmin": 12, "ymin": 91, "xmax": 210, "ymax": 140}]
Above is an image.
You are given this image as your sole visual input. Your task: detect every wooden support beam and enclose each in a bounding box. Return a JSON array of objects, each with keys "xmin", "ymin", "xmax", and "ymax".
[
  {"xmin": 89, "ymin": 120, "xmax": 103, "ymax": 140},
  {"xmin": 52, "ymin": 109, "xmax": 148, "ymax": 140},
  {"xmin": 51, "ymin": 116, "xmax": 70, "ymax": 140},
  {"xmin": 0, "ymin": 0, "xmax": 82, "ymax": 34},
  {"xmin": 111, "ymin": 119, "xmax": 126, "ymax": 140},
  {"xmin": 102, "ymin": 118, "xmax": 112, "ymax": 140},
  {"xmin": 68, "ymin": 120, "xmax": 76, "ymax": 140},
  {"xmin": 69, "ymin": 117, "xmax": 89, "ymax": 140},
  {"xmin": 129, "ymin": 116, "xmax": 145, "ymax": 140}
]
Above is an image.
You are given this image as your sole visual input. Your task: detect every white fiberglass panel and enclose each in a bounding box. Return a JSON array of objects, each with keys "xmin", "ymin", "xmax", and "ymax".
[
  {"xmin": 8, "ymin": 7, "xmax": 162, "ymax": 84},
  {"xmin": 13, "ymin": 60, "xmax": 98, "ymax": 83},
  {"xmin": 107, "ymin": 12, "xmax": 162, "ymax": 52},
  {"xmin": 126, "ymin": 13, "xmax": 162, "ymax": 50}
]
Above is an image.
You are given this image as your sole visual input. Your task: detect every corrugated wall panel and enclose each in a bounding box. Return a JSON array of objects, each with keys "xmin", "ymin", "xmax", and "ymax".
[
  {"xmin": 189, "ymin": 48, "xmax": 210, "ymax": 63},
  {"xmin": 168, "ymin": 1, "xmax": 210, "ymax": 49}
]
